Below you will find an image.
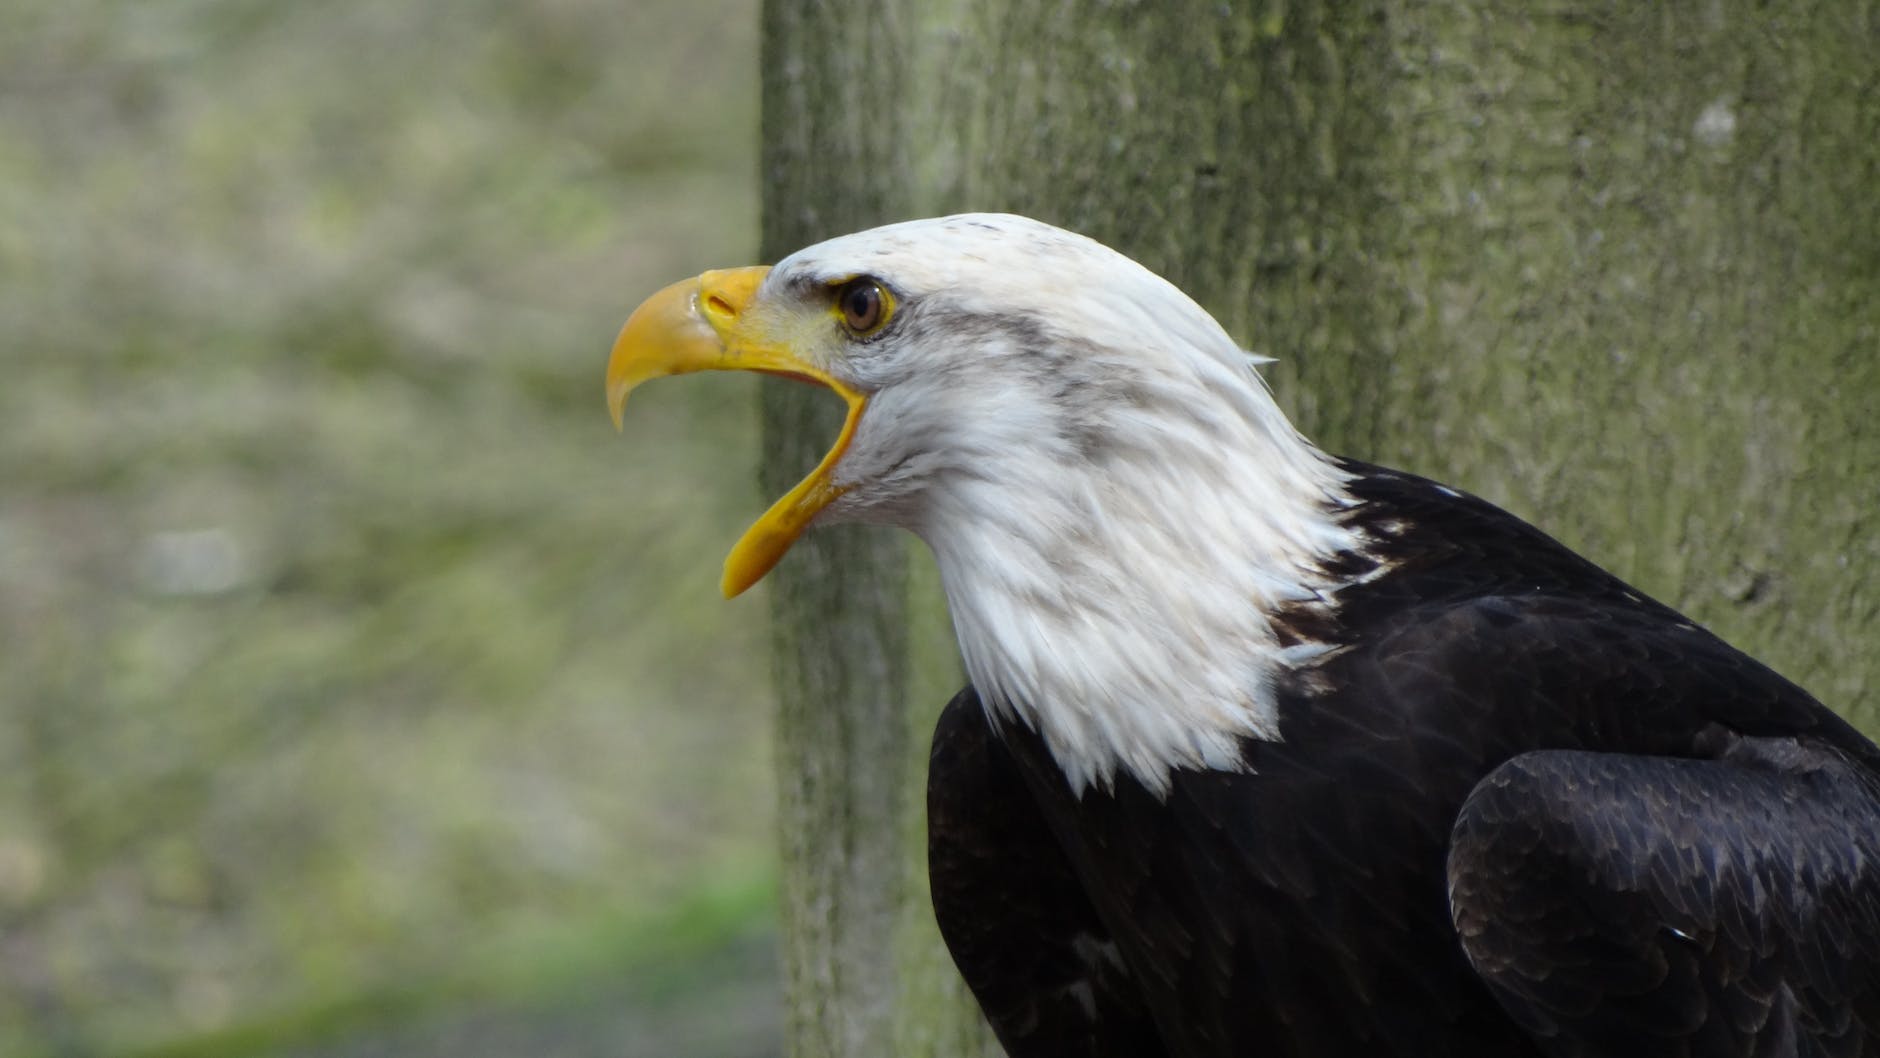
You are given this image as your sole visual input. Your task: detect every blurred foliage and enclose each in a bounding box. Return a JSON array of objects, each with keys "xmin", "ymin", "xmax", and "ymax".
[{"xmin": 0, "ymin": 0, "xmax": 776, "ymax": 1053}]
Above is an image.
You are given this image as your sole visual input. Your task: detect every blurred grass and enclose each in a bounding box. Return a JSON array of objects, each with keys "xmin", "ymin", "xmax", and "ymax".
[
  {"xmin": 131, "ymin": 872, "xmax": 777, "ymax": 1058},
  {"xmin": 0, "ymin": 0, "xmax": 776, "ymax": 1053}
]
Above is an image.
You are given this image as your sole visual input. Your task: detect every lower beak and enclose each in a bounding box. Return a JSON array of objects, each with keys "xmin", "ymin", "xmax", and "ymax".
[{"xmin": 607, "ymin": 266, "xmax": 867, "ymax": 597}]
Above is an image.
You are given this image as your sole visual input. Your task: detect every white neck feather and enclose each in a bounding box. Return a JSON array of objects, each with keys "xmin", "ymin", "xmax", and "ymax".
[{"xmin": 914, "ymin": 356, "xmax": 1358, "ymax": 798}]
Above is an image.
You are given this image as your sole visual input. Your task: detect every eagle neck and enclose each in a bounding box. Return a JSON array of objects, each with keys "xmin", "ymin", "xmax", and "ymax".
[{"xmin": 916, "ymin": 386, "xmax": 1359, "ymax": 798}]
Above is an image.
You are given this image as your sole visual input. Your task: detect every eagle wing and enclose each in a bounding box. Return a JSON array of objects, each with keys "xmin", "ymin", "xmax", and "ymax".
[
  {"xmin": 1342, "ymin": 579, "xmax": 1880, "ymax": 1056},
  {"xmin": 1449, "ymin": 740, "xmax": 1880, "ymax": 1058}
]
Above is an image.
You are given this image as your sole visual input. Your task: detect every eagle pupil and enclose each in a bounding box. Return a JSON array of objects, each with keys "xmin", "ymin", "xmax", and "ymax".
[{"xmin": 841, "ymin": 280, "xmax": 883, "ymax": 333}]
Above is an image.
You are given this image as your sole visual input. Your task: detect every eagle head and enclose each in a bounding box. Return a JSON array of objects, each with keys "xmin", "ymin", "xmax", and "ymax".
[{"xmin": 609, "ymin": 213, "xmax": 1356, "ymax": 791}]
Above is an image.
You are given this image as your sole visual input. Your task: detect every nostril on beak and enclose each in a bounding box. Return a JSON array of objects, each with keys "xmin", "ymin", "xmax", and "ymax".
[{"xmin": 705, "ymin": 294, "xmax": 735, "ymax": 319}]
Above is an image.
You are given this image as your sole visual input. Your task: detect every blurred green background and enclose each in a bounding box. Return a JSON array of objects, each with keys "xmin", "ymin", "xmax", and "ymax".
[{"xmin": 0, "ymin": 1, "xmax": 781, "ymax": 1054}]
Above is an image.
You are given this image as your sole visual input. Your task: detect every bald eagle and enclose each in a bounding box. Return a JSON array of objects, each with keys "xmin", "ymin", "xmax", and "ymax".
[{"xmin": 608, "ymin": 214, "xmax": 1880, "ymax": 1057}]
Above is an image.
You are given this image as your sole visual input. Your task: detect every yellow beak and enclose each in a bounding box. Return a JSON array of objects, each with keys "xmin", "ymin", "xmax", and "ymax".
[{"xmin": 607, "ymin": 265, "xmax": 867, "ymax": 598}]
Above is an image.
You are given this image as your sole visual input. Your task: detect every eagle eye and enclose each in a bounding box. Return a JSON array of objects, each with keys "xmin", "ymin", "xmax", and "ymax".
[{"xmin": 835, "ymin": 278, "xmax": 889, "ymax": 336}]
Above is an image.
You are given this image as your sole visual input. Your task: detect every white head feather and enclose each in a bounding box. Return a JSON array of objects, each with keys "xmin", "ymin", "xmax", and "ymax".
[{"xmin": 769, "ymin": 214, "xmax": 1359, "ymax": 796}]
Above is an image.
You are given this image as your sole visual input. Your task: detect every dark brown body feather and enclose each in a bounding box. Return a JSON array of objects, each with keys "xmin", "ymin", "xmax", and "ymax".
[{"xmin": 929, "ymin": 463, "xmax": 1880, "ymax": 1057}]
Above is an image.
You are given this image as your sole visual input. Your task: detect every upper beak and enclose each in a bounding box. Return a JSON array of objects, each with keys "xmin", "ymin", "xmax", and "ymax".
[{"xmin": 607, "ymin": 266, "xmax": 867, "ymax": 598}]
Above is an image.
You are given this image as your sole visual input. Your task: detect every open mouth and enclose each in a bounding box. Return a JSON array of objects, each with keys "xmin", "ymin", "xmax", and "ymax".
[{"xmin": 607, "ymin": 267, "xmax": 867, "ymax": 596}]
